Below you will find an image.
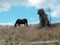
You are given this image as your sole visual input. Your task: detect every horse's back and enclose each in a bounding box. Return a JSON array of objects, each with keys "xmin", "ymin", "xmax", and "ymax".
[
  {"xmin": 16, "ymin": 18, "xmax": 28, "ymax": 24},
  {"xmin": 23, "ymin": 18, "xmax": 27, "ymax": 21}
]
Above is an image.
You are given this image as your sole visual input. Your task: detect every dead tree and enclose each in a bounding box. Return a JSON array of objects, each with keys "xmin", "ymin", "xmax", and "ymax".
[{"xmin": 37, "ymin": 8, "xmax": 50, "ymax": 28}]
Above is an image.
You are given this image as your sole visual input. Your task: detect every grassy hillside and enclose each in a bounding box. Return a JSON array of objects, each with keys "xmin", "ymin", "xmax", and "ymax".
[{"xmin": 0, "ymin": 23, "xmax": 60, "ymax": 45}]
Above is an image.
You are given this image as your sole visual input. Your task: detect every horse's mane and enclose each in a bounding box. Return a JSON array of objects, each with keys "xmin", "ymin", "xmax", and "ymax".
[{"xmin": 37, "ymin": 8, "xmax": 46, "ymax": 15}]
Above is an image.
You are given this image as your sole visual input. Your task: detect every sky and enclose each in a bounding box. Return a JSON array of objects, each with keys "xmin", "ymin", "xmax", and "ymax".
[{"xmin": 0, "ymin": 0, "xmax": 60, "ymax": 25}]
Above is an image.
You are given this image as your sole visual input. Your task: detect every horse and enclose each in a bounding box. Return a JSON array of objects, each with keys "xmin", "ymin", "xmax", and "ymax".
[
  {"xmin": 14, "ymin": 18, "xmax": 28, "ymax": 27},
  {"xmin": 37, "ymin": 8, "xmax": 50, "ymax": 28}
]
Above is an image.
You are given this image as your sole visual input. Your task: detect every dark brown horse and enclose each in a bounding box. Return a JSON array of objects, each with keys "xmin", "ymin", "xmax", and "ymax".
[
  {"xmin": 37, "ymin": 8, "xmax": 50, "ymax": 28},
  {"xmin": 14, "ymin": 18, "xmax": 28, "ymax": 27}
]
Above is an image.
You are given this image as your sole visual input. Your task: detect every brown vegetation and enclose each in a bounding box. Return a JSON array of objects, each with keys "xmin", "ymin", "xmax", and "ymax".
[
  {"xmin": 0, "ymin": 23, "xmax": 60, "ymax": 45},
  {"xmin": 0, "ymin": 23, "xmax": 60, "ymax": 41}
]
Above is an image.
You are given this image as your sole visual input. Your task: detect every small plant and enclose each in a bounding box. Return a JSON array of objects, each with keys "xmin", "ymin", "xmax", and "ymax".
[{"xmin": 54, "ymin": 42, "xmax": 59, "ymax": 45}]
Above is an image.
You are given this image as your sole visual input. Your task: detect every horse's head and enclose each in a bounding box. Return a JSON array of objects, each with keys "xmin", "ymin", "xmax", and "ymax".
[{"xmin": 37, "ymin": 8, "xmax": 45, "ymax": 16}]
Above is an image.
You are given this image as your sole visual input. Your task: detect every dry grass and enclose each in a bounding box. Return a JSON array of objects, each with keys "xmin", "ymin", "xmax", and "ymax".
[{"xmin": 0, "ymin": 24, "xmax": 60, "ymax": 45}]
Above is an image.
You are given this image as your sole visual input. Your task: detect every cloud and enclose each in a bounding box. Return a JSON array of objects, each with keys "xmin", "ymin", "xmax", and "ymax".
[
  {"xmin": 50, "ymin": 4, "xmax": 60, "ymax": 17},
  {"xmin": 28, "ymin": 0, "xmax": 60, "ymax": 17},
  {"xmin": 0, "ymin": 2, "xmax": 10, "ymax": 11},
  {"xmin": 28, "ymin": 0, "xmax": 59, "ymax": 8},
  {"xmin": 0, "ymin": 0, "xmax": 28, "ymax": 12},
  {"xmin": 0, "ymin": 23, "xmax": 13, "ymax": 25},
  {"xmin": 0, "ymin": 0, "xmax": 60, "ymax": 18}
]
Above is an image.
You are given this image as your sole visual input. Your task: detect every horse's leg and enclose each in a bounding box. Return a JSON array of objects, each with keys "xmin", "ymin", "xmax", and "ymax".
[
  {"xmin": 24, "ymin": 23, "xmax": 26, "ymax": 26},
  {"xmin": 26, "ymin": 23, "xmax": 28, "ymax": 26},
  {"xmin": 47, "ymin": 20, "xmax": 51, "ymax": 27},
  {"xmin": 25, "ymin": 23, "xmax": 28, "ymax": 26},
  {"xmin": 14, "ymin": 22, "xmax": 17, "ymax": 27},
  {"xmin": 19, "ymin": 24, "xmax": 20, "ymax": 27}
]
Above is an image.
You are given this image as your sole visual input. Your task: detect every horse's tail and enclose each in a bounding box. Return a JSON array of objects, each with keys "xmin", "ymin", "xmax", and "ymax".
[
  {"xmin": 25, "ymin": 19, "xmax": 28, "ymax": 26},
  {"xmin": 26, "ymin": 22, "xmax": 28, "ymax": 26}
]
